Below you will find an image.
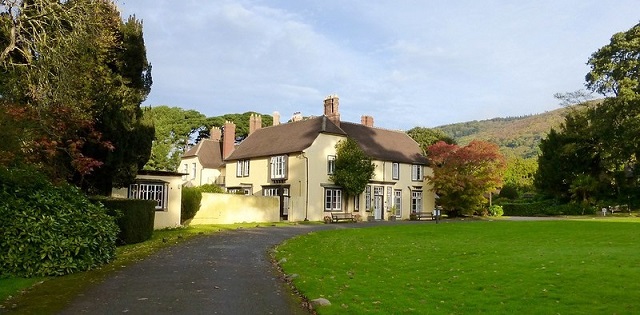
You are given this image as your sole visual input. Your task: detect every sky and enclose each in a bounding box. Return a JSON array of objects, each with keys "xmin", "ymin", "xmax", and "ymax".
[{"xmin": 117, "ymin": 0, "xmax": 640, "ymax": 130}]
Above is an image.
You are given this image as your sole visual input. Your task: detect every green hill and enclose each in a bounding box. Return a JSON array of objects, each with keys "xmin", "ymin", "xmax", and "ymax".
[{"xmin": 435, "ymin": 107, "xmax": 569, "ymax": 159}]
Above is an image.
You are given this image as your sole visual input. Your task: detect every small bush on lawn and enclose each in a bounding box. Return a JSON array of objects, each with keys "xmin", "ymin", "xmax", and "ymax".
[
  {"xmin": 181, "ymin": 186, "xmax": 202, "ymax": 223},
  {"xmin": 0, "ymin": 167, "xmax": 118, "ymax": 277},
  {"xmin": 489, "ymin": 205, "xmax": 504, "ymax": 217},
  {"xmin": 97, "ymin": 198, "xmax": 156, "ymax": 245}
]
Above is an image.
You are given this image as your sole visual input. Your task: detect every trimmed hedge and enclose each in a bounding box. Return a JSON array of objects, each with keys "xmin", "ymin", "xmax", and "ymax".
[
  {"xmin": 181, "ymin": 186, "xmax": 202, "ymax": 224},
  {"xmin": 0, "ymin": 168, "xmax": 118, "ymax": 277},
  {"xmin": 502, "ymin": 201, "xmax": 595, "ymax": 216},
  {"xmin": 98, "ymin": 198, "xmax": 156, "ymax": 245}
]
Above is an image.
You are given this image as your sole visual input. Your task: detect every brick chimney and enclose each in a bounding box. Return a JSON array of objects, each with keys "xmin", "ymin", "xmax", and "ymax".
[
  {"xmin": 272, "ymin": 111, "xmax": 280, "ymax": 126},
  {"xmin": 223, "ymin": 121, "xmax": 236, "ymax": 159},
  {"xmin": 210, "ymin": 126, "xmax": 222, "ymax": 141},
  {"xmin": 249, "ymin": 113, "xmax": 262, "ymax": 135},
  {"xmin": 361, "ymin": 115, "xmax": 374, "ymax": 127},
  {"xmin": 323, "ymin": 94, "xmax": 340, "ymax": 127}
]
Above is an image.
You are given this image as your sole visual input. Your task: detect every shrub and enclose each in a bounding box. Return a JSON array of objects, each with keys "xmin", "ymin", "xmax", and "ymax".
[
  {"xmin": 502, "ymin": 200, "xmax": 595, "ymax": 216},
  {"xmin": 489, "ymin": 205, "xmax": 504, "ymax": 217},
  {"xmin": 0, "ymin": 167, "xmax": 118, "ymax": 277},
  {"xmin": 181, "ymin": 186, "xmax": 202, "ymax": 223},
  {"xmin": 499, "ymin": 184, "xmax": 519, "ymax": 200},
  {"xmin": 199, "ymin": 184, "xmax": 224, "ymax": 193},
  {"xmin": 98, "ymin": 198, "xmax": 156, "ymax": 245}
]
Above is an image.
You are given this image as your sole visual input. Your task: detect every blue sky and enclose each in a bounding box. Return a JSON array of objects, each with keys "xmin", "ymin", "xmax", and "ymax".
[{"xmin": 118, "ymin": 0, "xmax": 640, "ymax": 129}]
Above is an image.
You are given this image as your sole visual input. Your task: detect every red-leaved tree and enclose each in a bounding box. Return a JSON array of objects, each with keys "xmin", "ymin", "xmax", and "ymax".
[{"xmin": 426, "ymin": 140, "xmax": 506, "ymax": 216}]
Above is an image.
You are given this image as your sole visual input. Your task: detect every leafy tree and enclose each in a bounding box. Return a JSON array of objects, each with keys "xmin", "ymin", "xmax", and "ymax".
[
  {"xmin": 0, "ymin": 1, "xmax": 154, "ymax": 194},
  {"xmin": 406, "ymin": 127, "xmax": 456, "ymax": 154},
  {"xmin": 586, "ymin": 22, "xmax": 640, "ymax": 97},
  {"xmin": 426, "ymin": 140, "xmax": 506, "ymax": 216},
  {"xmin": 144, "ymin": 106, "xmax": 207, "ymax": 171},
  {"xmin": 330, "ymin": 137, "xmax": 375, "ymax": 211},
  {"xmin": 536, "ymin": 22, "xmax": 640, "ymax": 205},
  {"xmin": 503, "ymin": 157, "xmax": 537, "ymax": 193}
]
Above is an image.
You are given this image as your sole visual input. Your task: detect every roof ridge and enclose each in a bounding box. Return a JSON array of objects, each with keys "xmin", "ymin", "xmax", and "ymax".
[{"xmin": 339, "ymin": 121, "xmax": 407, "ymax": 134}]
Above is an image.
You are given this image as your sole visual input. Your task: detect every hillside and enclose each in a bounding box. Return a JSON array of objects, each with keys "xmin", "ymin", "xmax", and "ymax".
[{"xmin": 435, "ymin": 107, "xmax": 569, "ymax": 159}]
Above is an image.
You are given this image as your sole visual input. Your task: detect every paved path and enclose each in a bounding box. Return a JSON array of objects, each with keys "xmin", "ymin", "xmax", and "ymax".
[{"xmin": 60, "ymin": 222, "xmax": 423, "ymax": 315}]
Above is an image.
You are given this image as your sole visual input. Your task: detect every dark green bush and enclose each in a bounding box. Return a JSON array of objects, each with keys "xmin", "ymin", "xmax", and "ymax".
[
  {"xmin": 0, "ymin": 167, "xmax": 118, "ymax": 277},
  {"xmin": 181, "ymin": 186, "xmax": 202, "ymax": 223},
  {"xmin": 98, "ymin": 198, "xmax": 156, "ymax": 245},
  {"xmin": 502, "ymin": 200, "xmax": 595, "ymax": 216},
  {"xmin": 499, "ymin": 184, "xmax": 519, "ymax": 200}
]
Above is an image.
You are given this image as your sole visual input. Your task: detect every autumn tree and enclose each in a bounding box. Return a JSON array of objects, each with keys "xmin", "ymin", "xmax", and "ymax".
[
  {"xmin": 426, "ymin": 140, "xmax": 506, "ymax": 216},
  {"xmin": 330, "ymin": 137, "xmax": 375, "ymax": 211}
]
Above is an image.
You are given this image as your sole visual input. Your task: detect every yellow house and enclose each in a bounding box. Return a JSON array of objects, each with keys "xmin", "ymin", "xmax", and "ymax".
[
  {"xmin": 111, "ymin": 170, "xmax": 184, "ymax": 229},
  {"xmin": 223, "ymin": 95, "xmax": 435, "ymax": 222},
  {"xmin": 181, "ymin": 126, "xmax": 226, "ymax": 187}
]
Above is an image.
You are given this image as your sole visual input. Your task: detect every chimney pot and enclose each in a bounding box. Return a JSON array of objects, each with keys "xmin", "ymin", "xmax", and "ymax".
[
  {"xmin": 323, "ymin": 94, "xmax": 340, "ymax": 127},
  {"xmin": 210, "ymin": 126, "xmax": 222, "ymax": 141},
  {"xmin": 273, "ymin": 111, "xmax": 280, "ymax": 126},
  {"xmin": 361, "ymin": 115, "xmax": 374, "ymax": 127}
]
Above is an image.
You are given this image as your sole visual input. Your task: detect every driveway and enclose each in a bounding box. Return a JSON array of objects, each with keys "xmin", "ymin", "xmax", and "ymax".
[{"xmin": 60, "ymin": 221, "xmax": 426, "ymax": 314}]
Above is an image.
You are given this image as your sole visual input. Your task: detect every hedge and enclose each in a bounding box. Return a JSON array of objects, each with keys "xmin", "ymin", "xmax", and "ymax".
[
  {"xmin": 501, "ymin": 201, "xmax": 595, "ymax": 216},
  {"xmin": 98, "ymin": 198, "xmax": 156, "ymax": 245}
]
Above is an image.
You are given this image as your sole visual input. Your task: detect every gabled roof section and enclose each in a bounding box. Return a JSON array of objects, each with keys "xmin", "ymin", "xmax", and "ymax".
[
  {"xmin": 340, "ymin": 122, "xmax": 430, "ymax": 165},
  {"xmin": 183, "ymin": 139, "xmax": 225, "ymax": 168},
  {"xmin": 226, "ymin": 116, "xmax": 346, "ymax": 161}
]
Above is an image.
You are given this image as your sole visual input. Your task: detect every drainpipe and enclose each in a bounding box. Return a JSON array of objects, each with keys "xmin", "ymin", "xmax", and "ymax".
[{"xmin": 304, "ymin": 154, "xmax": 309, "ymax": 221}]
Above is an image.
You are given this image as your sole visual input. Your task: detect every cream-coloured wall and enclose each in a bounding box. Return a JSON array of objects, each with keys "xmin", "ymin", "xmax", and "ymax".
[
  {"xmin": 111, "ymin": 174, "xmax": 183, "ymax": 229},
  {"xmin": 189, "ymin": 193, "xmax": 280, "ymax": 224},
  {"xmin": 180, "ymin": 156, "xmax": 222, "ymax": 186},
  {"xmin": 303, "ymin": 133, "xmax": 347, "ymax": 221}
]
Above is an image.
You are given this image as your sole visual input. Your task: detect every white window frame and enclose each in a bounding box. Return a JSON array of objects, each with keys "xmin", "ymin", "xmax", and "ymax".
[
  {"xmin": 236, "ymin": 160, "xmax": 249, "ymax": 177},
  {"xmin": 411, "ymin": 190, "xmax": 423, "ymax": 212},
  {"xmin": 263, "ymin": 187, "xmax": 279, "ymax": 196},
  {"xmin": 270, "ymin": 155, "xmax": 287, "ymax": 180},
  {"xmin": 411, "ymin": 164, "xmax": 423, "ymax": 181},
  {"xmin": 324, "ymin": 188, "xmax": 342, "ymax": 211},
  {"xmin": 394, "ymin": 189, "xmax": 402, "ymax": 217},
  {"xmin": 191, "ymin": 163, "xmax": 197, "ymax": 180},
  {"xmin": 327, "ymin": 155, "xmax": 336, "ymax": 175},
  {"xmin": 354, "ymin": 194, "xmax": 360, "ymax": 212},
  {"xmin": 129, "ymin": 182, "xmax": 168, "ymax": 211},
  {"xmin": 365, "ymin": 185, "xmax": 371, "ymax": 211},
  {"xmin": 182, "ymin": 163, "xmax": 188, "ymax": 180},
  {"xmin": 392, "ymin": 162, "xmax": 400, "ymax": 180}
]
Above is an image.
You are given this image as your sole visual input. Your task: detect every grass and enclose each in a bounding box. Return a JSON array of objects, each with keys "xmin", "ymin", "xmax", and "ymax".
[
  {"xmin": 0, "ymin": 222, "xmax": 295, "ymax": 314},
  {"xmin": 275, "ymin": 218, "xmax": 640, "ymax": 314}
]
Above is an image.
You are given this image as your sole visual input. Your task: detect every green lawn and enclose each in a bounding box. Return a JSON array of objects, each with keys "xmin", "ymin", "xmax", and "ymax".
[
  {"xmin": 0, "ymin": 222, "xmax": 297, "ymax": 314},
  {"xmin": 275, "ymin": 219, "xmax": 640, "ymax": 314}
]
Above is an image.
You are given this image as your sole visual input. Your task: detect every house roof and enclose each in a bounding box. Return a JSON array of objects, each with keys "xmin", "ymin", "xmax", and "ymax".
[
  {"xmin": 226, "ymin": 116, "xmax": 429, "ymax": 165},
  {"xmin": 183, "ymin": 139, "xmax": 225, "ymax": 168},
  {"xmin": 226, "ymin": 116, "xmax": 346, "ymax": 161},
  {"xmin": 339, "ymin": 122, "xmax": 430, "ymax": 165}
]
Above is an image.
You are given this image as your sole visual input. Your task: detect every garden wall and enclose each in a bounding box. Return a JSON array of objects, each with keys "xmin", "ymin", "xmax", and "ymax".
[{"xmin": 189, "ymin": 193, "xmax": 280, "ymax": 224}]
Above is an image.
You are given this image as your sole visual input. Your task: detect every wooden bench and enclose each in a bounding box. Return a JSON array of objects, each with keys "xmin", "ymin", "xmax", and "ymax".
[
  {"xmin": 330, "ymin": 212, "xmax": 356, "ymax": 223},
  {"xmin": 414, "ymin": 211, "xmax": 434, "ymax": 220}
]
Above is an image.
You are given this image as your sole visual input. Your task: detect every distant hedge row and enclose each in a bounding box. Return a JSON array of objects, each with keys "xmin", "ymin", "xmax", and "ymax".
[{"xmin": 501, "ymin": 201, "xmax": 595, "ymax": 216}]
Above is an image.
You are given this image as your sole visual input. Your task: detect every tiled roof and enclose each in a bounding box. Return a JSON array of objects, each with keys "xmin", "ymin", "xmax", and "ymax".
[
  {"xmin": 340, "ymin": 122, "xmax": 429, "ymax": 165},
  {"xmin": 226, "ymin": 116, "xmax": 346, "ymax": 161},
  {"xmin": 226, "ymin": 116, "xmax": 429, "ymax": 165},
  {"xmin": 183, "ymin": 139, "xmax": 225, "ymax": 168}
]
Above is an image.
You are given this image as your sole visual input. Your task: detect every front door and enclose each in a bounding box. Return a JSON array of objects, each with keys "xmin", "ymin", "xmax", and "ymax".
[
  {"xmin": 373, "ymin": 186, "xmax": 384, "ymax": 220},
  {"xmin": 280, "ymin": 187, "xmax": 290, "ymax": 220}
]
